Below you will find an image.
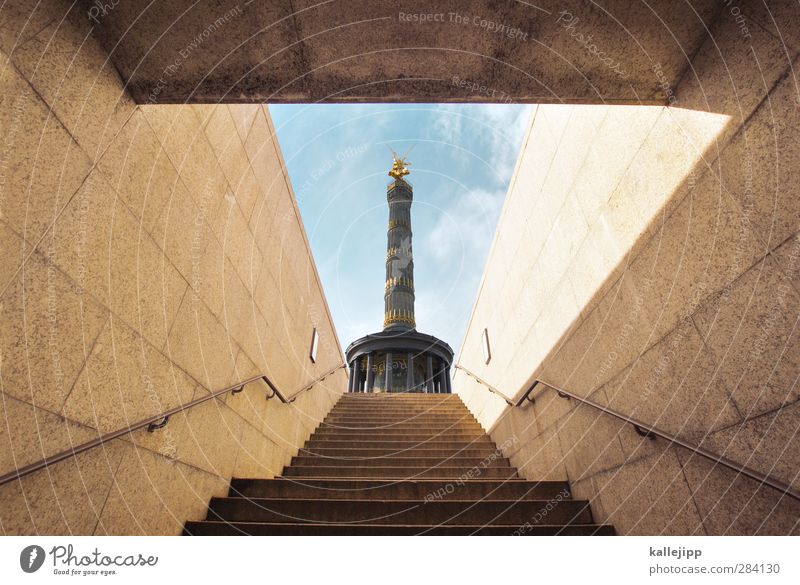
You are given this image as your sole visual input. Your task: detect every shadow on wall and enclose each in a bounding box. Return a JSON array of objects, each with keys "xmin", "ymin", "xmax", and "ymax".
[
  {"xmin": 0, "ymin": 5, "xmax": 345, "ymax": 534},
  {"xmin": 455, "ymin": 5, "xmax": 800, "ymax": 535}
]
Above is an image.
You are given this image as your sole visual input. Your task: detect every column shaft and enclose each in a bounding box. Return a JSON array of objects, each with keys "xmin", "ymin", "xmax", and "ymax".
[
  {"xmin": 438, "ymin": 366, "xmax": 447, "ymax": 395},
  {"xmin": 426, "ymin": 355, "xmax": 434, "ymax": 394},
  {"xmin": 366, "ymin": 352, "xmax": 374, "ymax": 392},
  {"xmin": 385, "ymin": 352, "xmax": 393, "ymax": 392},
  {"xmin": 406, "ymin": 352, "xmax": 414, "ymax": 391},
  {"xmin": 355, "ymin": 358, "xmax": 363, "ymax": 392},
  {"xmin": 348, "ymin": 360, "xmax": 356, "ymax": 393}
]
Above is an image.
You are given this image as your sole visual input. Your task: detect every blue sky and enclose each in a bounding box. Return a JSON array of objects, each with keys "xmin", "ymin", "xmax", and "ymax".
[{"xmin": 269, "ymin": 104, "xmax": 531, "ymax": 355}]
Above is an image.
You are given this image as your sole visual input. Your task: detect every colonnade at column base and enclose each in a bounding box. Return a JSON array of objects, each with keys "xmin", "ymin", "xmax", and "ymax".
[{"xmin": 345, "ymin": 330, "xmax": 454, "ymax": 394}]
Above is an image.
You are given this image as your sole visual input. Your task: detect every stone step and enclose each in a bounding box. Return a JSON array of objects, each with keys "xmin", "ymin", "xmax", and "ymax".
[
  {"xmin": 324, "ymin": 418, "xmax": 478, "ymax": 425},
  {"xmin": 334, "ymin": 401, "xmax": 460, "ymax": 407},
  {"xmin": 282, "ymin": 466, "xmax": 518, "ymax": 479},
  {"xmin": 204, "ymin": 497, "xmax": 593, "ymax": 525},
  {"xmin": 333, "ymin": 400, "xmax": 469, "ymax": 411},
  {"xmin": 324, "ymin": 412, "xmax": 477, "ymax": 418},
  {"xmin": 228, "ymin": 478, "xmax": 572, "ymax": 501},
  {"xmin": 331, "ymin": 404, "xmax": 468, "ymax": 409},
  {"xmin": 329, "ymin": 408, "xmax": 473, "ymax": 413},
  {"xmin": 326, "ymin": 410, "xmax": 476, "ymax": 416},
  {"xmin": 315, "ymin": 422, "xmax": 484, "ymax": 431},
  {"xmin": 311, "ymin": 434, "xmax": 487, "ymax": 441},
  {"xmin": 321, "ymin": 420, "xmax": 479, "ymax": 428},
  {"xmin": 328, "ymin": 409, "xmax": 471, "ymax": 415},
  {"xmin": 339, "ymin": 394, "xmax": 459, "ymax": 399},
  {"xmin": 330, "ymin": 408, "xmax": 465, "ymax": 411},
  {"xmin": 335, "ymin": 397, "xmax": 463, "ymax": 402},
  {"xmin": 332, "ymin": 402, "xmax": 469, "ymax": 407},
  {"xmin": 310, "ymin": 430, "xmax": 486, "ymax": 439},
  {"xmin": 336, "ymin": 402, "xmax": 460, "ymax": 406},
  {"xmin": 325, "ymin": 412, "xmax": 477, "ymax": 419},
  {"xmin": 298, "ymin": 446, "xmax": 501, "ymax": 458},
  {"xmin": 290, "ymin": 455, "xmax": 512, "ymax": 468},
  {"xmin": 325, "ymin": 419, "xmax": 474, "ymax": 425},
  {"xmin": 304, "ymin": 438, "xmax": 494, "ymax": 449},
  {"xmin": 184, "ymin": 522, "xmax": 616, "ymax": 536},
  {"xmin": 307, "ymin": 434, "xmax": 491, "ymax": 441}
]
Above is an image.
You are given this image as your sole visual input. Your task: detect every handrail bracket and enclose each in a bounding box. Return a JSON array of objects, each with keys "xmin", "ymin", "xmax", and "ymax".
[
  {"xmin": 147, "ymin": 416, "xmax": 169, "ymax": 433},
  {"xmin": 633, "ymin": 424, "xmax": 657, "ymax": 440}
]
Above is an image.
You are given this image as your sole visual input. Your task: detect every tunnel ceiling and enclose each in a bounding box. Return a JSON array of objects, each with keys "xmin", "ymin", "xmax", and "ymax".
[{"xmin": 83, "ymin": 0, "xmax": 720, "ymax": 104}]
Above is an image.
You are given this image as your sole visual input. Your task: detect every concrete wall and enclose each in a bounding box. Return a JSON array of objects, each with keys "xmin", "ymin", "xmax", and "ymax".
[
  {"xmin": 456, "ymin": 1, "xmax": 800, "ymax": 535},
  {"xmin": 80, "ymin": 0, "xmax": 720, "ymax": 105},
  {"xmin": 0, "ymin": 5, "xmax": 345, "ymax": 534}
]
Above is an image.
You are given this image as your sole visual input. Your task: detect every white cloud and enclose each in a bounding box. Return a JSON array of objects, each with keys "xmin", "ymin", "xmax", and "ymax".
[
  {"xmin": 427, "ymin": 187, "xmax": 505, "ymax": 264},
  {"xmin": 426, "ymin": 104, "xmax": 531, "ymax": 185},
  {"xmin": 431, "ymin": 107, "xmax": 464, "ymax": 143}
]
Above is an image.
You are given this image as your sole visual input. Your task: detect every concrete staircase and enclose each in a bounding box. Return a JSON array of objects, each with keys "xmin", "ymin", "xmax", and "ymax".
[{"xmin": 185, "ymin": 393, "xmax": 614, "ymax": 535}]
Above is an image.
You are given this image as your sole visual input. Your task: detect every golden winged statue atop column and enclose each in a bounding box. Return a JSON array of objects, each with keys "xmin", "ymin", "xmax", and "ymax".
[{"xmin": 388, "ymin": 146, "xmax": 414, "ymax": 180}]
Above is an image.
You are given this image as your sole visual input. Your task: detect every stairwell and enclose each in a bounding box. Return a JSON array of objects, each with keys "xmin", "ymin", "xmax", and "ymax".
[{"xmin": 185, "ymin": 393, "xmax": 614, "ymax": 535}]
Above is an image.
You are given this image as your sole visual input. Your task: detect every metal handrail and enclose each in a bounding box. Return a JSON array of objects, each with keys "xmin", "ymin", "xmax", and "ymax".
[
  {"xmin": 0, "ymin": 363, "xmax": 346, "ymax": 487},
  {"xmin": 455, "ymin": 366, "xmax": 531, "ymax": 407},
  {"xmin": 454, "ymin": 364, "xmax": 800, "ymax": 502}
]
